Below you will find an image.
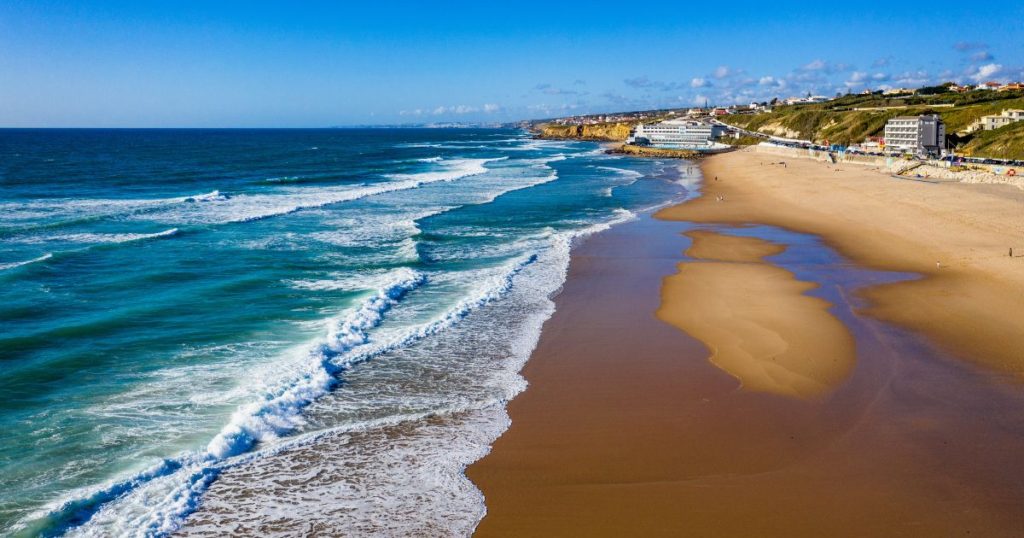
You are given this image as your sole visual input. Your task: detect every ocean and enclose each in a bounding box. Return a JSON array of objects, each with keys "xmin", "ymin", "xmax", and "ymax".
[{"xmin": 0, "ymin": 128, "xmax": 692, "ymax": 536}]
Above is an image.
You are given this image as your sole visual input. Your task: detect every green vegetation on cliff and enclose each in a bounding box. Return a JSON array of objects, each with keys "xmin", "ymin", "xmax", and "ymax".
[
  {"xmin": 715, "ymin": 134, "xmax": 763, "ymax": 147},
  {"xmin": 958, "ymin": 122, "xmax": 1024, "ymax": 160},
  {"xmin": 726, "ymin": 107, "xmax": 937, "ymax": 145},
  {"xmin": 722, "ymin": 91, "xmax": 1024, "ymax": 158}
]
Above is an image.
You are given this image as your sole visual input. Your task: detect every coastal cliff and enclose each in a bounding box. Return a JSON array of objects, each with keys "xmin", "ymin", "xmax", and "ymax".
[{"xmin": 535, "ymin": 122, "xmax": 633, "ymax": 141}]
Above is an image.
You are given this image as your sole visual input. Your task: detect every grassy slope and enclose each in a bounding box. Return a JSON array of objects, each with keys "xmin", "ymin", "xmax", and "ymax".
[
  {"xmin": 716, "ymin": 134, "xmax": 764, "ymax": 147},
  {"xmin": 724, "ymin": 92, "xmax": 1024, "ymax": 157},
  {"xmin": 959, "ymin": 121, "xmax": 1024, "ymax": 160}
]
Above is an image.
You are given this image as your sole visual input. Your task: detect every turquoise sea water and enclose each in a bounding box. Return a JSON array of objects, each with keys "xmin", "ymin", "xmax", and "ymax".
[{"xmin": 0, "ymin": 129, "xmax": 691, "ymax": 536}]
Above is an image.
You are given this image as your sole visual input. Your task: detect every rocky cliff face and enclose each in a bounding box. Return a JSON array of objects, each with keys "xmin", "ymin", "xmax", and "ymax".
[{"xmin": 535, "ymin": 122, "xmax": 633, "ymax": 141}]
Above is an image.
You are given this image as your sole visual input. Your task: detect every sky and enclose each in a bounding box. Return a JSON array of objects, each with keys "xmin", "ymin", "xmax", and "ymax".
[{"xmin": 1, "ymin": 0, "xmax": 1023, "ymax": 127}]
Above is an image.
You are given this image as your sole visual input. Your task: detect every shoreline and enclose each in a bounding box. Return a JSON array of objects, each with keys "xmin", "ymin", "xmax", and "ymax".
[{"xmin": 467, "ymin": 151, "xmax": 1024, "ymax": 536}]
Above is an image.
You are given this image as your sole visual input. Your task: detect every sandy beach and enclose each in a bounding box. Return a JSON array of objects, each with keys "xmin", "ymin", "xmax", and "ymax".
[
  {"xmin": 468, "ymin": 152, "xmax": 1024, "ymax": 536},
  {"xmin": 660, "ymin": 148, "xmax": 1024, "ymax": 375}
]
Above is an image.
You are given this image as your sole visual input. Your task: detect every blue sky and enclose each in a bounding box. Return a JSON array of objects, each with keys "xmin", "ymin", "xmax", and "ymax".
[{"xmin": 2, "ymin": 0, "xmax": 1023, "ymax": 127}]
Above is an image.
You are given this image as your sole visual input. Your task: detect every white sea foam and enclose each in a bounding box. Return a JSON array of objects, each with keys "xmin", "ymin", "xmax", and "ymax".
[
  {"xmin": 0, "ymin": 252, "xmax": 53, "ymax": 272},
  {"xmin": 595, "ymin": 165, "xmax": 643, "ymax": 179},
  {"xmin": 385, "ymin": 157, "xmax": 506, "ymax": 183},
  {"xmin": 179, "ymin": 191, "xmax": 225, "ymax": 203},
  {"xmin": 496, "ymin": 139, "xmax": 572, "ymax": 152},
  {"xmin": 0, "ymin": 191, "xmax": 226, "ymax": 233},
  {"xmin": 3, "ymin": 157, "xmax": 503, "ymax": 231},
  {"xmin": 206, "ymin": 267, "xmax": 428, "ymax": 460},
  {"xmin": 16, "ymin": 228, "xmax": 179, "ymax": 245},
  {"xmin": 393, "ymin": 142, "xmax": 444, "ymax": 148},
  {"xmin": 595, "ymin": 165, "xmax": 644, "ymax": 197},
  {"xmin": 150, "ymin": 158, "xmax": 503, "ymax": 226}
]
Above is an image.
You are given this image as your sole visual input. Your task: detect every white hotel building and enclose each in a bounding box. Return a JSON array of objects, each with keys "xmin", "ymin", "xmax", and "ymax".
[
  {"xmin": 883, "ymin": 114, "xmax": 946, "ymax": 157},
  {"xmin": 627, "ymin": 119, "xmax": 726, "ymax": 149}
]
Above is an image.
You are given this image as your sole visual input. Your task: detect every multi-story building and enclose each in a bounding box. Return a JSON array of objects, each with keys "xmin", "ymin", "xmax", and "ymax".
[
  {"xmin": 784, "ymin": 95, "xmax": 828, "ymax": 105},
  {"xmin": 883, "ymin": 114, "xmax": 946, "ymax": 156},
  {"xmin": 628, "ymin": 120, "xmax": 725, "ymax": 149},
  {"xmin": 981, "ymin": 109, "xmax": 1024, "ymax": 130}
]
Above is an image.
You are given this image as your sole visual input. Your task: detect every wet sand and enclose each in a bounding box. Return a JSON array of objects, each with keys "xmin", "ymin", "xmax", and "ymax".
[
  {"xmin": 657, "ymin": 230, "xmax": 855, "ymax": 399},
  {"xmin": 468, "ymin": 175, "xmax": 1024, "ymax": 535}
]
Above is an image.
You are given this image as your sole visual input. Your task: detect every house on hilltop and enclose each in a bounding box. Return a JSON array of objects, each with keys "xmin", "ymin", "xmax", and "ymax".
[{"xmin": 980, "ymin": 109, "xmax": 1024, "ymax": 131}]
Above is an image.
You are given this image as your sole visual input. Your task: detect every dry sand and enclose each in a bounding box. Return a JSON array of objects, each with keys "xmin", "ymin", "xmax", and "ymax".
[
  {"xmin": 656, "ymin": 230, "xmax": 855, "ymax": 398},
  {"xmin": 659, "ymin": 149, "xmax": 1024, "ymax": 376}
]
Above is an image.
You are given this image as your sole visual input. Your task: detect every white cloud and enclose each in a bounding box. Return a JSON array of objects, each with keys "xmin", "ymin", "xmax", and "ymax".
[
  {"xmin": 403, "ymin": 103, "xmax": 502, "ymax": 117},
  {"xmin": 893, "ymin": 70, "xmax": 932, "ymax": 87},
  {"xmin": 690, "ymin": 77, "xmax": 709, "ymax": 88},
  {"xmin": 843, "ymin": 71, "xmax": 869, "ymax": 88},
  {"xmin": 971, "ymin": 63, "xmax": 1003, "ymax": 82},
  {"xmin": 757, "ymin": 76, "xmax": 787, "ymax": 90},
  {"xmin": 713, "ymin": 66, "xmax": 731, "ymax": 79}
]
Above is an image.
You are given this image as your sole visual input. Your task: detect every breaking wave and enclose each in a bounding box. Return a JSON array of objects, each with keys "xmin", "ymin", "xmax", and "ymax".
[
  {"xmin": 16, "ymin": 228, "xmax": 179, "ymax": 245},
  {"xmin": 0, "ymin": 253, "xmax": 53, "ymax": 272}
]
